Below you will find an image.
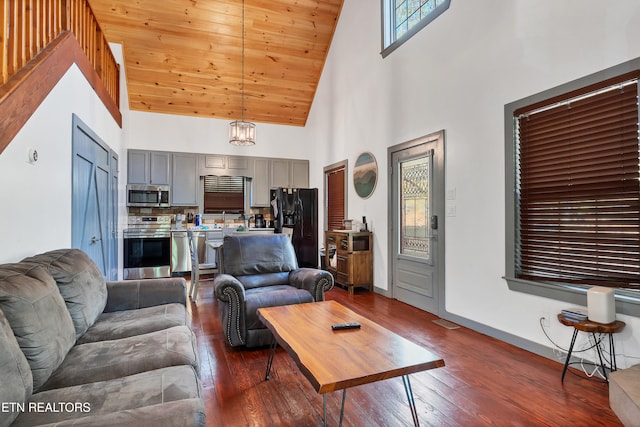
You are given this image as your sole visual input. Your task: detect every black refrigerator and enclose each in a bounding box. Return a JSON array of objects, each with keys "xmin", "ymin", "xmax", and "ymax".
[{"xmin": 270, "ymin": 188, "xmax": 318, "ymax": 268}]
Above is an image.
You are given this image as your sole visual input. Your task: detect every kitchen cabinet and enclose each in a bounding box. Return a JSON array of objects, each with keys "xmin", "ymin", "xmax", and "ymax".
[
  {"xmin": 127, "ymin": 150, "xmax": 171, "ymax": 185},
  {"xmin": 271, "ymin": 159, "xmax": 309, "ymax": 188},
  {"xmin": 325, "ymin": 230, "xmax": 373, "ymax": 295},
  {"xmin": 171, "ymin": 153, "xmax": 199, "ymax": 206},
  {"xmin": 290, "ymin": 159, "xmax": 309, "ymax": 188},
  {"xmin": 251, "ymin": 158, "xmax": 271, "ymax": 207},
  {"xmin": 251, "ymin": 158, "xmax": 310, "ymax": 207},
  {"xmin": 227, "ymin": 156, "xmax": 251, "ymax": 174},
  {"xmin": 202, "ymin": 155, "xmax": 226, "ymax": 170},
  {"xmin": 199, "ymin": 154, "xmax": 252, "ymax": 177},
  {"xmin": 126, "ymin": 149, "xmax": 308, "ymax": 207},
  {"xmin": 270, "ymin": 158, "xmax": 291, "ymax": 188}
]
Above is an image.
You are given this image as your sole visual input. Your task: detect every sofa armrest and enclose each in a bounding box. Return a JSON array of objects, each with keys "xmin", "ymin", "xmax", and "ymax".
[
  {"xmin": 289, "ymin": 268, "xmax": 334, "ymax": 301},
  {"xmin": 104, "ymin": 278, "xmax": 188, "ymax": 312},
  {"xmin": 213, "ymin": 274, "xmax": 247, "ymax": 346}
]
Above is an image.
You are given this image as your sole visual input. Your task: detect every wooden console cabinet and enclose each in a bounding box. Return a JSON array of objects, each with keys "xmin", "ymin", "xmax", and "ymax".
[{"xmin": 325, "ymin": 230, "xmax": 372, "ymax": 295}]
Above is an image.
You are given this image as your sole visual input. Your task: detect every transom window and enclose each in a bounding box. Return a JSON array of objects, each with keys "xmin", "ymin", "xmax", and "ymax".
[{"xmin": 382, "ymin": 0, "xmax": 451, "ymax": 57}]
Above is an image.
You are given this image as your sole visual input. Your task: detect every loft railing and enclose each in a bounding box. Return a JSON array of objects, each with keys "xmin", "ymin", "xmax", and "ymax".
[{"xmin": 1, "ymin": 0, "xmax": 119, "ymax": 107}]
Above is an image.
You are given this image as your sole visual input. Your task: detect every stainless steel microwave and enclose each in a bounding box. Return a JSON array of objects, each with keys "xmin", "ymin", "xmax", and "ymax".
[{"xmin": 126, "ymin": 184, "xmax": 170, "ymax": 208}]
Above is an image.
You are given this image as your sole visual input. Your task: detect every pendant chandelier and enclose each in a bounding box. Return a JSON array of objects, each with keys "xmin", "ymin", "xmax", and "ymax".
[{"xmin": 229, "ymin": 0, "xmax": 256, "ymax": 146}]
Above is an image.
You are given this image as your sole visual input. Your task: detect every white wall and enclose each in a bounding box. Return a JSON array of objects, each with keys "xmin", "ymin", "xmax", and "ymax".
[
  {"xmin": 305, "ymin": 0, "xmax": 640, "ymax": 367},
  {"xmin": 0, "ymin": 64, "xmax": 123, "ymax": 263}
]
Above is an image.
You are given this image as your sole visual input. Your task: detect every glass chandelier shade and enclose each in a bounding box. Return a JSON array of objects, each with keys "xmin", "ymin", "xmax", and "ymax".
[{"xmin": 229, "ymin": 120, "xmax": 256, "ymax": 146}]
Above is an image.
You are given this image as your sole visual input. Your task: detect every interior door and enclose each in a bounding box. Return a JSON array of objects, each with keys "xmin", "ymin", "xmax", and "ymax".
[
  {"xmin": 72, "ymin": 115, "xmax": 118, "ymax": 280},
  {"xmin": 389, "ymin": 131, "xmax": 445, "ymax": 314},
  {"xmin": 109, "ymin": 151, "xmax": 119, "ymax": 280}
]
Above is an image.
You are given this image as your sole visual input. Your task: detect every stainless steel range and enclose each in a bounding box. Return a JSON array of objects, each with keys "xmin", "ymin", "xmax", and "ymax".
[{"xmin": 123, "ymin": 215, "xmax": 172, "ymax": 280}]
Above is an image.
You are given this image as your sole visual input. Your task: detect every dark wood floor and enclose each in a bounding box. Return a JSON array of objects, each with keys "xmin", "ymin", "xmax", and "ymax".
[{"xmin": 189, "ymin": 283, "xmax": 622, "ymax": 426}]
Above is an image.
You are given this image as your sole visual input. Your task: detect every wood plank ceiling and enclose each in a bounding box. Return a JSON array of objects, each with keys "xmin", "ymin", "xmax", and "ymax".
[{"xmin": 87, "ymin": 0, "xmax": 343, "ymax": 126}]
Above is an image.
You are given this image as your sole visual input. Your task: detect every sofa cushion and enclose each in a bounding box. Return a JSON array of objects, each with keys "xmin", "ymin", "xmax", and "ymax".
[
  {"xmin": 12, "ymin": 365, "xmax": 205, "ymax": 427},
  {"xmin": 0, "ymin": 263, "xmax": 76, "ymax": 392},
  {"xmin": 245, "ymin": 285, "xmax": 314, "ymax": 330},
  {"xmin": 609, "ymin": 364, "xmax": 640, "ymax": 427},
  {"xmin": 22, "ymin": 249, "xmax": 107, "ymax": 339},
  {"xmin": 0, "ymin": 307, "xmax": 33, "ymax": 427},
  {"xmin": 41, "ymin": 325, "xmax": 199, "ymax": 391},
  {"xmin": 77, "ymin": 303, "xmax": 190, "ymax": 344},
  {"xmin": 237, "ymin": 272, "xmax": 291, "ymax": 290},
  {"xmin": 222, "ymin": 234, "xmax": 298, "ymax": 279}
]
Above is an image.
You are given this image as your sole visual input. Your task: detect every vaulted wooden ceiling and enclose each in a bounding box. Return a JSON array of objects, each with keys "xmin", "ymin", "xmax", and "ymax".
[{"xmin": 87, "ymin": 0, "xmax": 343, "ymax": 126}]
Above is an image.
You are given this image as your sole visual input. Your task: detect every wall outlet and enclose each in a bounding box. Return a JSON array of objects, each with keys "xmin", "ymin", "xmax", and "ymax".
[{"xmin": 539, "ymin": 312, "xmax": 550, "ymax": 328}]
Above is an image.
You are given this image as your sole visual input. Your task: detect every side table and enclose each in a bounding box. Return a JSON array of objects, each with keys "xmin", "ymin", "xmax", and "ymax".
[{"xmin": 557, "ymin": 313, "xmax": 625, "ymax": 383}]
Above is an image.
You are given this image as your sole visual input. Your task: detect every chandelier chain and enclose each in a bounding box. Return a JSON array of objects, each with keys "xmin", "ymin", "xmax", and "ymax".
[{"xmin": 241, "ymin": 0, "xmax": 245, "ymax": 122}]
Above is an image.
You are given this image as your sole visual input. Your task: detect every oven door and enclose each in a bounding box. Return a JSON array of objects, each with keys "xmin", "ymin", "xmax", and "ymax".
[{"xmin": 123, "ymin": 232, "xmax": 171, "ymax": 279}]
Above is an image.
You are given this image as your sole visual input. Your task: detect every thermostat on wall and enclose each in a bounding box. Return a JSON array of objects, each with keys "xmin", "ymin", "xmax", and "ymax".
[{"xmin": 27, "ymin": 148, "xmax": 38, "ymax": 164}]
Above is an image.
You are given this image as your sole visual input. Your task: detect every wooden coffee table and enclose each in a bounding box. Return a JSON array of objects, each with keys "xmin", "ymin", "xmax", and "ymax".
[{"xmin": 257, "ymin": 300, "xmax": 445, "ymax": 426}]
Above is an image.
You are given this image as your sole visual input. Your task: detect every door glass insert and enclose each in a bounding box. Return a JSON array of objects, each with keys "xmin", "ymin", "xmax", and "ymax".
[{"xmin": 400, "ymin": 154, "xmax": 432, "ymax": 259}]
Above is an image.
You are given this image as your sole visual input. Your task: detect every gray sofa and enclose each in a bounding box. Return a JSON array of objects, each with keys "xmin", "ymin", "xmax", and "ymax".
[
  {"xmin": 0, "ymin": 248, "xmax": 205, "ymax": 427},
  {"xmin": 610, "ymin": 364, "xmax": 640, "ymax": 426},
  {"xmin": 214, "ymin": 233, "xmax": 334, "ymax": 348}
]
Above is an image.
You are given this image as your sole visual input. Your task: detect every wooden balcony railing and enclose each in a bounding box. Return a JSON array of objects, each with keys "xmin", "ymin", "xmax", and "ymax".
[
  {"xmin": 0, "ymin": 0, "xmax": 121, "ymax": 155},
  {"xmin": 1, "ymin": 0, "xmax": 119, "ymax": 106}
]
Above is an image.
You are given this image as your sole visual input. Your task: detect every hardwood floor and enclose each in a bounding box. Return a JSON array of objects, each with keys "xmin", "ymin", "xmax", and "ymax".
[{"xmin": 189, "ymin": 283, "xmax": 622, "ymax": 426}]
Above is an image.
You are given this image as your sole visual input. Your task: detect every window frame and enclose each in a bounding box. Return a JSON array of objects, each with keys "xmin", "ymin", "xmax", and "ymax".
[
  {"xmin": 203, "ymin": 175, "xmax": 245, "ymax": 214},
  {"xmin": 504, "ymin": 57, "xmax": 640, "ymax": 317},
  {"xmin": 381, "ymin": 0, "xmax": 451, "ymax": 58}
]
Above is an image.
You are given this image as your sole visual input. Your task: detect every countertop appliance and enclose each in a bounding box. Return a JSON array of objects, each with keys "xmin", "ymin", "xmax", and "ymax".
[
  {"xmin": 270, "ymin": 188, "xmax": 319, "ymax": 268},
  {"xmin": 171, "ymin": 229, "xmax": 223, "ymax": 275},
  {"xmin": 171, "ymin": 230, "xmax": 190, "ymax": 274},
  {"xmin": 205, "ymin": 230, "xmax": 223, "ymax": 268},
  {"xmin": 124, "ymin": 215, "xmax": 172, "ymax": 279},
  {"xmin": 126, "ymin": 184, "xmax": 170, "ymax": 208}
]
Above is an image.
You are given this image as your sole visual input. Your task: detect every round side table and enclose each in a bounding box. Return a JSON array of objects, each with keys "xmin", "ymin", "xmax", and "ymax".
[{"xmin": 557, "ymin": 313, "xmax": 625, "ymax": 383}]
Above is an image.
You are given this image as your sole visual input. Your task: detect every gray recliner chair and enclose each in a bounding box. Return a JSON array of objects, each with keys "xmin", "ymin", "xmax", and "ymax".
[{"xmin": 213, "ymin": 233, "xmax": 334, "ymax": 347}]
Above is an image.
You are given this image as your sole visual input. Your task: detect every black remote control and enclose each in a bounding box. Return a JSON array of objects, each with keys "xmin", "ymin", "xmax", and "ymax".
[{"xmin": 331, "ymin": 322, "xmax": 361, "ymax": 330}]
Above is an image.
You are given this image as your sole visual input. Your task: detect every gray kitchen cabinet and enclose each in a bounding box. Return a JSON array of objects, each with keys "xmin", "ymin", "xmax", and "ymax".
[
  {"xmin": 127, "ymin": 150, "xmax": 148, "ymax": 184},
  {"xmin": 171, "ymin": 153, "xmax": 199, "ymax": 206},
  {"xmin": 227, "ymin": 156, "xmax": 251, "ymax": 176},
  {"xmin": 270, "ymin": 158, "xmax": 290, "ymax": 188},
  {"xmin": 199, "ymin": 154, "xmax": 226, "ymax": 174},
  {"xmin": 271, "ymin": 158, "xmax": 309, "ymax": 188},
  {"xmin": 199, "ymin": 154, "xmax": 252, "ymax": 177},
  {"xmin": 251, "ymin": 158, "xmax": 271, "ymax": 207},
  {"xmin": 150, "ymin": 152, "xmax": 171, "ymax": 184},
  {"xmin": 251, "ymin": 158, "xmax": 309, "ymax": 207},
  {"xmin": 290, "ymin": 159, "xmax": 309, "ymax": 188},
  {"xmin": 127, "ymin": 150, "xmax": 171, "ymax": 185}
]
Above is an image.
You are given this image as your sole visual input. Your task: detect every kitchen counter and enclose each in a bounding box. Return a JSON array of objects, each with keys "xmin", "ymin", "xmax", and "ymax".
[{"xmin": 172, "ymin": 227, "xmax": 274, "ymax": 234}]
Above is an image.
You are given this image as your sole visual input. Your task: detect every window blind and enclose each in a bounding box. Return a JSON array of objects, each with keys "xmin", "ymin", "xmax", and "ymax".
[
  {"xmin": 203, "ymin": 176, "xmax": 244, "ymax": 213},
  {"xmin": 515, "ymin": 73, "xmax": 640, "ymax": 288},
  {"xmin": 326, "ymin": 167, "xmax": 345, "ymax": 231}
]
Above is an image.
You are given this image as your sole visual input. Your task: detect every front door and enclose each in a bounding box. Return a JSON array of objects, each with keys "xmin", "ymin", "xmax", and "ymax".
[
  {"xmin": 388, "ymin": 131, "xmax": 445, "ymax": 314},
  {"xmin": 71, "ymin": 115, "xmax": 118, "ymax": 280}
]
